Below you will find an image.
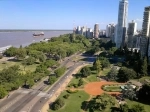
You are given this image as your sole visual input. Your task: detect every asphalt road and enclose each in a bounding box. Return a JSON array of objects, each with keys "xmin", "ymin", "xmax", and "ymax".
[
  {"xmin": 0, "ymin": 54, "xmax": 80, "ymax": 112},
  {"xmin": 1, "ymin": 53, "xmax": 95, "ymax": 112},
  {"xmin": 30, "ymin": 55, "xmax": 95, "ymax": 112},
  {"xmin": 30, "ymin": 62, "xmax": 84, "ymax": 112}
]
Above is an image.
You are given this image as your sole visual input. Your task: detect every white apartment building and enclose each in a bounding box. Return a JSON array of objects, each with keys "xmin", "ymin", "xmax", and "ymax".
[{"xmin": 116, "ymin": 0, "xmax": 128, "ymax": 48}]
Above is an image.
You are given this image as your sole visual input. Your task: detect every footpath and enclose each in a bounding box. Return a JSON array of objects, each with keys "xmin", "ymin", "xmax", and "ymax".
[{"xmin": 41, "ymin": 64, "xmax": 90, "ymax": 112}]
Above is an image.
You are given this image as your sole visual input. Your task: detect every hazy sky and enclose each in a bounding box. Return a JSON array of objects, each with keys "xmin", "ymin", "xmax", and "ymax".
[{"xmin": 0, "ymin": 0, "xmax": 149, "ymax": 30}]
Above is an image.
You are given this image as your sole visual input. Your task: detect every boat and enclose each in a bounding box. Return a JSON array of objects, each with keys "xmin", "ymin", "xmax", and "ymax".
[{"xmin": 33, "ymin": 32, "xmax": 44, "ymax": 36}]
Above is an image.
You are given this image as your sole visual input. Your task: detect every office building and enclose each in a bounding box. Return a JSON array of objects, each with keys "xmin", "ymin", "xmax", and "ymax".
[
  {"xmin": 116, "ymin": 0, "xmax": 128, "ymax": 48},
  {"xmin": 127, "ymin": 20, "xmax": 137, "ymax": 47},
  {"xmin": 106, "ymin": 24, "xmax": 115, "ymax": 42},
  {"xmin": 140, "ymin": 6, "xmax": 150, "ymax": 58},
  {"xmin": 94, "ymin": 23, "xmax": 99, "ymax": 38},
  {"xmin": 77, "ymin": 26, "xmax": 81, "ymax": 34},
  {"xmin": 86, "ymin": 28, "xmax": 93, "ymax": 38},
  {"xmin": 81, "ymin": 26, "xmax": 87, "ymax": 37}
]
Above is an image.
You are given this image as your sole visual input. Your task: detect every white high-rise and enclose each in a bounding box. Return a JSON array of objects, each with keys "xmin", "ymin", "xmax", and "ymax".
[
  {"xmin": 106, "ymin": 24, "xmax": 115, "ymax": 42},
  {"xmin": 116, "ymin": 0, "xmax": 128, "ymax": 48}
]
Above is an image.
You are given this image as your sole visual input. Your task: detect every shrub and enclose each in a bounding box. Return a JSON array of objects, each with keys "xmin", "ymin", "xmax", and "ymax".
[
  {"xmin": 73, "ymin": 84, "xmax": 78, "ymax": 88},
  {"xmin": 67, "ymin": 89, "xmax": 78, "ymax": 93},
  {"xmin": 51, "ymin": 98, "xmax": 65, "ymax": 110},
  {"xmin": 63, "ymin": 94, "xmax": 70, "ymax": 99},
  {"xmin": 0, "ymin": 55, "xmax": 3, "ymax": 59}
]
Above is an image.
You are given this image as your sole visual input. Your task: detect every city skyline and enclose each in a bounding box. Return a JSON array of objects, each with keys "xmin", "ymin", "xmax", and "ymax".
[{"xmin": 0, "ymin": 0, "xmax": 149, "ymax": 29}]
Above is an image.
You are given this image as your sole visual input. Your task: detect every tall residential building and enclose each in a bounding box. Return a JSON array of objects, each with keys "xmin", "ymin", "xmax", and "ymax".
[
  {"xmin": 140, "ymin": 6, "xmax": 150, "ymax": 58},
  {"xmin": 106, "ymin": 24, "xmax": 115, "ymax": 42},
  {"xmin": 94, "ymin": 23, "xmax": 99, "ymax": 38},
  {"xmin": 81, "ymin": 26, "xmax": 87, "ymax": 37},
  {"xmin": 86, "ymin": 28, "xmax": 93, "ymax": 38},
  {"xmin": 142, "ymin": 6, "xmax": 150, "ymax": 37},
  {"xmin": 106, "ymin": 24, "xmax": 111, "ymax": 38},
  {"xmin": 127, "ymin": 20, "xmax": 137, "ymax": 47},
  {"xmin": 116, "ymin": 0, "xmax": 128, "ymax": 48},
  {"xmin": 77, "ymin": 26, "xmax": 81, "ymax": 34}
]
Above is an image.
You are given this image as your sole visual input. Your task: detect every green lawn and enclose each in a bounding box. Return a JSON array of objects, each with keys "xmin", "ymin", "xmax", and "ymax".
[
  {"xmin": 105, "ymin": 86, "xmax": 121, "ymax": 90},
  {"xmin": 126, "ymin": 99, "xmax": 150, "ymax": 112},
  {"xmin": 49, "ymin": 90, "xmax": 90, "ymax": 112},
  {"xmin": 86, "ymin": 75, "xmax": 98, "ymax": 82},
  {"xmin": 139, "ymin": 76, "xmax": 150, "ymax": 84},
  {"xmin": 103, "ymin": 85, "xmax": 122, "ymax": 92},
  {"xmin": 0, "ymin": 60, "xmax": 37, "ymax": 72},
  {"xmin": 100, "ymin": 68, "xmax": 111, "ymax": 76}
]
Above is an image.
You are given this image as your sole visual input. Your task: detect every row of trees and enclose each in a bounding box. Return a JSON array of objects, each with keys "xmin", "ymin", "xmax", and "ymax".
[
  {"xmin": 82, "ymin": 93, "xmax": 146, "ymax": 112},
  {"xmin": 0, "ymin": 34, "xmax": 91, "ymax": 99},
  {"xmin": 48, "ymin": 67, "xmax": 66, "ymax": 85}
]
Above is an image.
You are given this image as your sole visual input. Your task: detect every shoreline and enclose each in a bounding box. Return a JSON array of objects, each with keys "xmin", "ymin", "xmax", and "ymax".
[{"xmin": 0, "ymin": 31, "xmax": 72, "ymax": 48}]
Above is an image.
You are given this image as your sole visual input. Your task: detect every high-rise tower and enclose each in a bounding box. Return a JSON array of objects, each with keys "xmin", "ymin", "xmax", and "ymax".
[
  {"xmin": 140, "ymin": 6, "xmax": 150, "ymax": 58},
  {"xmin": 94, "ymin": 23, "xmax": 99, "ymax": 38},
  {"xmin": 127, "ymin": 20, "xmax": 137, "ymax": 48},
  {"xmin": 116, "ymin": 0, "xmax": 128, "ymax": 48}
]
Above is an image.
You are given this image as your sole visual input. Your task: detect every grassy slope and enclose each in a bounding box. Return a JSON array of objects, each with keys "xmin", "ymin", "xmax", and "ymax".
[
  {"xmin": 50, "ymin": 90, "xmax": 90, "ymax": 112},
  {"xmin": 126, "ymin": 99, "xmax": 150, "ymax": 112}
]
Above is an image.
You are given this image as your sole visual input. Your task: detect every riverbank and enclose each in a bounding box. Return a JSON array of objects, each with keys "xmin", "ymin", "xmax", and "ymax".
[{"xmin": 0, "ymin": 30, "xmax": 72, "ymax": 48}]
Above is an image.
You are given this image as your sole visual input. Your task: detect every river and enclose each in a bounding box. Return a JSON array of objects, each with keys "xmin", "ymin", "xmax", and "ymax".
[{"xmin": 0, "ymin": 30, "xmax": 72, "ymax": 48}]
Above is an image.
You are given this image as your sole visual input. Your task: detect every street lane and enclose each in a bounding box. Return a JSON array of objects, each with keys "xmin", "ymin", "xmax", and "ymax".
[
  {"xmin": 0, "ymin": 54, "xmax": 76, "ymax": 111},
  {"xmin": 30, "ymin": 62, "xmax": 84, "ymax": 112},
  {"xmin": 0, "ymin": 93, "xmax": 20, "ymax": 108},
  {"xmin": 30, "ymin": 56, "xmax": 96, "ymax": 112}
]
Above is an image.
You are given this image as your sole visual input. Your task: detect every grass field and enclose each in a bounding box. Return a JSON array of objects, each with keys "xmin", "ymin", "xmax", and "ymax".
[
  {"xmin": 86, "ymin": 74, "xmax": 98, "ymax": 82},
  {"xmin": 139, "ymin": 76, "xmax": 150, "ymax": 84},
  {"xmin": 126, "ymin": 99, "xmax": 150, "ymax": 112},
  {"xmin": 49, "ymin": 90, "xmax": 90, "ymax": 112},
  {"xmin": 0, "ymin": 60, "xmax": 37, "ymax": 72},
  {"xmin": 100, "ymin": 68, "xmax": 111, "ymax": 76}
]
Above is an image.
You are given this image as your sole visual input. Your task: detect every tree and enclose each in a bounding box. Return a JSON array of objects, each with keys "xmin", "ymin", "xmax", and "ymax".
[
  {"xmin": 119, "ymin": 104, "xmax": 129, "ymax": 112},
  {"xmin": 0, "ymin": 86, "xmax": 8, "ymax": 99},
  {"xmin": 122, "ymin": 84, "xmax": 137, "ymax": 100},
  {"xmin": 49, "ymin": 76, "xmax": 57, "ymax": 85},
  {"xmin": 130, "ymin": 104, "xmax": 145, "ymax": 112},
  {"xmin": 25, "ymin": 56, "xmax": 36, "ymax": 65},
  {"xmin": 138, "ymin": 84, "xmax": 150, "ymax": 103},
  {"xmin": 0, "ymin": 54, "xmax": 3, "ymax": 59},
  {"xmin": 117, "ymin": 67, "xmax": 137, "ymax": 82},
  {"xmin": 93, "ymin": 59, "xmax": 102, "ymax": 73},
  {"xmin": 54, "ymin": 67, "xmax": 66, "ymax": 77},
  {"xmin": 81, "ymin": 66, "xmax": 91, "ymax": 77},
  {"xmin": 38, "ymin": 53, "xmax": 46, "ymax": 62},
  {"xmin": 89, "ymin": 93, "xmax": 116, "ymax": 111},
  {"xmin": 16, "ymin": 48, "xmax": 26, "ymax": 59},
  {"xmin": 140, "ymin": 57, "xmax": 148, "ymax": 76},
  {"xmin": 52, "ymin": 98, "xmax": 65, "ymax": 110},
  {"xmin": 98, "ymin": 57, "xmax": 110, "ymax": 69},
  {"xmin": 78, "ymin": 78, "xmax": 84, "ymax": 86},
  {"xmin": 4, "ymin": 47, "xmax": 17, "ymax": 57},
  {"xmin": 107, "ymin": 67, "xmax": 118, "ymax": 81}
]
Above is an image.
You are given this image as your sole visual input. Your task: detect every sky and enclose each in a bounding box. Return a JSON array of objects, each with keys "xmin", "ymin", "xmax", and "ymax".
[{"xmin": 0, "ymin": 0, "xmax": 149, "ymax": 30}]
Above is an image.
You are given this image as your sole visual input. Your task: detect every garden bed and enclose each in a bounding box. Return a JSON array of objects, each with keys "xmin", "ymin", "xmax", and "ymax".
[{"xmin": 101, "ymin": 84, "xmax": 124, "ymax": 92}]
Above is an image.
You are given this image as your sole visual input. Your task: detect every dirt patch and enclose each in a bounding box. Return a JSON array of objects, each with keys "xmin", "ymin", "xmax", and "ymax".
[{"xmin": 84, "ymin": 81, "xmax": 124, "ymax": 95}]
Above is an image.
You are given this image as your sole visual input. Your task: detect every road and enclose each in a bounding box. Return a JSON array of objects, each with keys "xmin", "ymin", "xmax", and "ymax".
[
  {"xmin": 30, "ymin": 62, "xmax": 85, "ymax": 112},
  {"xmin": 0, "ymin": 54, "xmax": 77, "ymax": 112},
  {"xmin": 0, "ymin": 53, "xmax": 95, "ymax": 112}
]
